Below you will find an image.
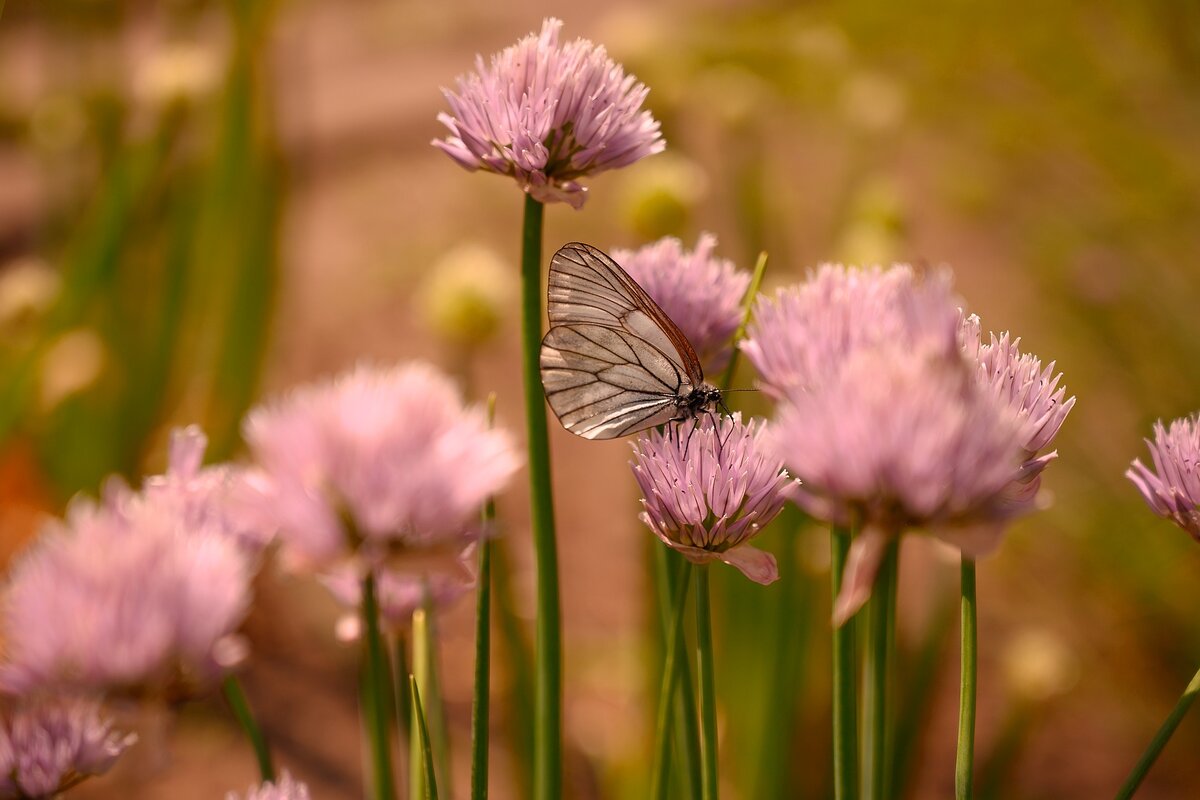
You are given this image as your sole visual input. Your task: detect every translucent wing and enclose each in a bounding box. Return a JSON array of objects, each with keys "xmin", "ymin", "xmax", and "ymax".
[
  {"xmin": 540, "ymin": 323, "xmax": 687, "ymax": 439},
  {"xmin": 540, "ymin": 242, "xmax": 710, "ymax": 440},
  {"xmin": 547, "ymin": 242, "xmax": 705, "ymax": 387}
]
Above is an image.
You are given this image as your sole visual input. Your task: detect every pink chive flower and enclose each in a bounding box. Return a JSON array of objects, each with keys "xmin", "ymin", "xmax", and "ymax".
[
  {"xmin": 960, "ymin": 314, "xmax": 1075, "ymax": 508},
  {"xmin": 772, "ymin": 348, "xmax": 1030, "ymax": 623},
  {"xmin": 226, "ymin": 771, "xmax": 311, "ymax": 800},
  {"xmin": 613, "ymin": 234, "xmax": 750, "ymax": 373},
  {"xmin": 741, "ymin": 264, "xmax": 962, "ymax": 398},
  {"xmin": 433, "ymin": 17, "xmax": 665, "ymax": 209},
  {"xmin": 630, "ymin": 414, "xmax": 795, "ymax": 584},
  {"xmin": 1127, "ymin": 414, "xmax": 1200, "ymax": 540},
  {"xmin": 1, "ymin": 495, "xmax": 253, "ymax": 695},
  {"xmin": 241, "ymin": 362, "xmax": 519, "ymax": 572},
  {"xmin": 0, "ymin": 695, "xmax": 134, "ymax": 799}
]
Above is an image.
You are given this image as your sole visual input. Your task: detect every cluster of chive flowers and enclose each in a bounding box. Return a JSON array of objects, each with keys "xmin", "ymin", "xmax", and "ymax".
[{"xmin": 0, "ymin": 360, "xmax": 518, "ymax": 796}]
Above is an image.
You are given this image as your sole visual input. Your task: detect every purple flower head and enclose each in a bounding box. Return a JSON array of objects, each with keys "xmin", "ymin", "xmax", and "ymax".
[
  {"xmin": 241, "ymin": 362, "xmax": 519, "ymax": 572},
  {"xmin": 1127, "ymin": 414, "xmax": 1200, "ymax": 540},
  {"xmin": 1, "ymin": 495, "xmax": 253, "ymax": 695},
  {"xmin": 772, "ymin": 347, "xmax": 1031, "ymax": 623},
  {"xmin": 226, "ymin": 771, "xmax": 311, "ymax": 800},
  {"xmin": 433, "ymin": 18, "xmax": 665, "ymax": 209},
  {"xmin": 612, "ymin": 234, "xmax": 750, "ymax": 373},
  {"xmin": 960, "ymin": 314, "xmax": 1075, "ymax": 512},
  {"xmin": 320, "ymin": 556, "xmax": 476, "ymax": 640},
  {"xmin": 0, "ymin": 695, "xmax": 134, "ymax": 799},
  {"xmin": 630, "ymin": 414, "xmax": 795, "ymax": 584},
  {"xmin": 741, "ymin": 264, "xmax": 961, "ymax": 398}
]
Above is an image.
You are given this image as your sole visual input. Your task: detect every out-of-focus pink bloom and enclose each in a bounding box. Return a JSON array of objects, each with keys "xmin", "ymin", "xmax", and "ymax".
[
  {"xmin": 241, "ymin": 362, "xmax": 519, "ymax": 572},
  {"xmin": 1127, "ymin": 414, "xmax": 1200, "ymax": 540},
  {"xmin": 320, "ymin": 557, "xmax": 476, "ymax": 640},
  {"xmin": 613, "ymin": 234, "xmax": 750, "ymax": 373},
  {"xmin": 631, "ymin": 414, "xmax": 794, "ymax": 584},
  {"xmin": 772, "ymin": 348, "xmax": 1030, "ymax": 623},
  {"xmin": 226, "ymin": 771, "xmax": 311, "ymax": 800},
  {"xmin": 0, "ymin": 695, "xmax": 133, "ymax": 799},
  {"xmin": 741, "ymin": 264, "xmax": 961, "ymax": 398},
  {"xmin": 433, "ymin": 18, "xmax": 665, "ymax": 209},
  {"xmin": 1, "ymin": 496, "xmax": 253, "ymax": 695}
]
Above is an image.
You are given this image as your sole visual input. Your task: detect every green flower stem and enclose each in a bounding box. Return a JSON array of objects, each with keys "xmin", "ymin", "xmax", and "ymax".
[
  {"xmin": 718, "ymin": 251, "xmax": 769, "ymax": 391},
  {"xmin": 830, "ymin": 525, "xmax": 858, "ymax": 800},
  {"xmin": 655, "ymin": 547, "xmax": 703, "ymax": 799},
  {"xmin": 651, "ymin": 559, "xmax": 694, "ymax": 800},
  {"xmin": 519, "ymin": 194, "xmax": 561, "ymax": 800},
  {"xmin": 471, "ymin": 530, "xmax": 494, "ymax": 800},
  {"xmin": 411, "ymin": 602, "xmax": 451, "ymax": 800},
  {"xmin": 362, "ymin": 573, "xmax": 396, "ymax": 799},
  {"xmin": 861, "ymin": 539, "xmax": 900, "ymax": 800},
  {"xmin": 410, "ymin": 676, "xmax": 440, "ymax": 800},
  {"xmin": 695, "ymin": 566, "xmax": 720, "ymax": 800},
  {"xmin": 221, "ymin": 675, "xmax": 275, "ymax": 782},
  {"xmin": 956, "ymin": 558, "xmax": 978, "ymax": 800},
  {"xmin": 1114, "ymin": 663, "xmax": 1200, "ymax": 800}
]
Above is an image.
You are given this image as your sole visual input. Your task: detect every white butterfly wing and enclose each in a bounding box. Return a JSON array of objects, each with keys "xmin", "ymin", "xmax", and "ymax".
[{"xmin": 540, "ymin": 243, "xmax": 705, "ymax": 440}]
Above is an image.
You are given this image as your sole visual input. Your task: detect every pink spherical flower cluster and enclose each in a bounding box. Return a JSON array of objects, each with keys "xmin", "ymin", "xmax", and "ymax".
[
  {"xmin": 434, "ymin": 18, "xmax": 665, "ymax": 208},
  {"xmin": 630, "ymin": 414, "xmax": 796, "ymax": 585},
  {"xmin": 1127, "ymin": 413, "xmax": 1200, "ymax": 540}
]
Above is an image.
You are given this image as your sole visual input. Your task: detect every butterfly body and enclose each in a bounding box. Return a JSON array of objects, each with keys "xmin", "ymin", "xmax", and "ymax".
[{"xmin": 539, "ymin": 242, "xmax": 725, "ymax": 440}]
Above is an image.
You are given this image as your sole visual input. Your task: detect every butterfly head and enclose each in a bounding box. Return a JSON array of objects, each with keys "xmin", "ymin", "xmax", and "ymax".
[{"xmin": 677, "ymin": 383, "xmax": 723, "ymax": 421}]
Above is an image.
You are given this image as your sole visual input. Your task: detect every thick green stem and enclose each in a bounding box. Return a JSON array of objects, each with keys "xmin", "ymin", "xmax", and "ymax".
[
  {"xmin": 362, "ymin": 573, "xmax": 396, "ymax": 799},
  {"xmin": 519, "ymin": 194, "xmax": 561, "ymax": 800},
  {"xmin": 221, "ymin": 675, "xmax": 275, "ymax": 782},
  {"xmin": 830, "ymin": 525, "xmax": 858, "ymax": 800},
  {"xmin": 655, "ymin": 547, "xmax": 702, "ymax": 799},
  {"xmin": 1114, "ymin": 663, "xmax": 1200, "ymax": 799},
  {"xmin": 651, "ymin": 560, "xmax": 694, "ymax": 800},
  {"xmin": 695, "ymin": 567, "xmax": 719, "ymax": 800},
  {"xmin": 956, "ymin": 558, "xmax": 978, "ymax": 800},
  {"xmin": 471, "ymin": 534, "xmax": 493, "ymax": 800},
  {"xmin": 861, "ymin": 539, "xmax": 899, "ymax": 800}
]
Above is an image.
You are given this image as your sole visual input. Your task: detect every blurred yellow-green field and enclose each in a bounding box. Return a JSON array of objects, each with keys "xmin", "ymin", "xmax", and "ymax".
[{"xmin": 2, "ymin": 1, "xmax": 1200, "ymax": 798}]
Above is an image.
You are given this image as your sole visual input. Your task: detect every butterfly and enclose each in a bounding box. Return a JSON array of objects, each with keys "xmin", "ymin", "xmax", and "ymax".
[{"xmin": 539, "ymin": 242, "xmax": 724, "ymax": 440}]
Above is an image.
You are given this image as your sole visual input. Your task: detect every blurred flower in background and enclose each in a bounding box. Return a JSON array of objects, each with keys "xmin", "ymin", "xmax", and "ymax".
[
  {"xmin": 1127, "ymin": 414, "xmax": 1200, "ymax": 540},
  {"xmin": 631, "ymin": 414, "xmax": 794, "ymax": 584},
  {"xmin": 613, "ymin": 233, "xmax": 749, "ymax": 373},
  {"xmin": 419, "ymin": 243, "xmax": 515, "ymax": 352},
  {"xmin": 321, "ymin": 558, "xmax": 475, "ymax": 640},
  {"xmin": 0, "ymin": 695, "xmax": 134, "ymax": 800},
  {"xmin": 617, "ymin": 153, "xmax": 708, "ymax": 241},
  {"xmin": 239, "ymin": 362, "xmax": 519, "ymax": 573},
  {"xmin": 433, "ymin": 17, "xmax": 665, "ymax": 208},
  {"xmin": 1, "ymin": 487, "xmax": 253, "ymax": 694}
]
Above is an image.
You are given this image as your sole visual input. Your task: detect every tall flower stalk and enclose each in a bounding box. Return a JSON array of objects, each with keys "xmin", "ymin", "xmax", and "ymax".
[
  {"xmin": 830, "ymin": 523, "xmax": 858, "ymax": 800},
  {"xmin": 435, "ymin": 20, "xmax": 664, "ymax": 796}
]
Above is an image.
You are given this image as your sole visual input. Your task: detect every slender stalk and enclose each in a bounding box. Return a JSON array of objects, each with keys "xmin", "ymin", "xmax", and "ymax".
[
  {"xmin": 411, "ymin": 602, "xmax": 451, "ymax": 799},
  {"xmin": 956, "ymin": 558, "xmax": 978, "ymax": 800},
  {"xmin": 471, "ymin": 533, "xmax": 494, "ymax": 800},
  {"xmin": 718, "ymin": 251, "xmax": 769, "ymax": 391},
  {"xmin": 362, "ymin": 573, "xmax": 396, "ymax": 799},
  {"xmin": 655, "ymin": 546, "xmax": 702, "ymax": 799},
  {"xmin": 830, "ymin": 525, "xmax": 857, "ymax": 800},
  {"xmin": 651, "ymin": 560, "xmax": 694, "ymax": 800},
  {"xmin": 695, "ymin": 567, "xmax": 720, "ymax": 800},
  {"xmin": 1114, "ymin": 664, "xmax": 1200, "ymax": 800},
  {"xmin": 221, "ymin": 675, "xmax": 275, "ymax": 782},
  {"xmin": 861, "ymin": 539, "xmax": 899, "ymax": 800},
  {"xmin": 519, "ymin": 194, "xmax": 561, "ymax": 800},
  {"xmin": 411, "ymin": 676, "xmax": 440, "ymax": 800}
]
